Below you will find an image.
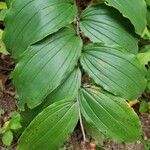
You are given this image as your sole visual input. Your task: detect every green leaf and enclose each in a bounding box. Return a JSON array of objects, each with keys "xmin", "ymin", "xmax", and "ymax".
[
  {"xmin": 0, "ymin": 9, "xmax": 7, "ymax": 21},
  {"xmin": 0, "ymin": 29, "xmax": 9, "ymax": 55},
  {"xmin": 3, "ymin": 0, "xmax": 77, "ymax": 58},
  {"xmin": 80, "ymin": 43, "xmax": 147, "ymax": 100},
  {"xmin": 21, "ymin": 68, "xmax": 81, "ymax": 129},
  {"xmin": 5, "ymin": 0, "xmax": 12, "ymax": 8},
  {"xmin": 2, "ymin": 130, "xmax": 13, "ymax": 147},
  {"xmin": 144, "ymin": 140, "xmax": 150, "ymax": 150},
  {"xmin": 9, "ymin": 112, "xmax": 22, "ymax": 130},
  {"xmin": 0, "ymin": 39, "xmax": 9, "ymax": 55},
  {"xmin": 0, "ymin": 2, "xmax": 7, "ymax": 10},
  {"xmin": 80, "ymin": 4, "xmax": 138, "ymax": 54},
  {"xmin": 105, "ymin": 0, "xmax": 147, "ymax": 35},
  {"xmin": 43, "ymin": 68, "xmax": 81, "ymax": 105},
  {"xmin": 138, "ymin": 50, "xmax": 150, "ymax": 65},
  {"xmin": 147, "ymin": 8, "xmax": 150, "ymax": 27},
  {"xmin": 0, "ymin": 127, "xmax": 5, "ymax": 134},
  {"xmin": 10, "ymin": 112, "xmax": 21, "ymax": 121},
  {"xmin": 146, "ymin": 69, "xmax": 150, "ymax": 90},
  {"xmin": 80, "ymin": 87, "xmax": 142, "ymax": 142},
  {"xmin": 139, "ymin": 101, "xmax": 149, "ymax": 113},
  {"xmin": 146, "ymin": 0, "xmax": 150, "ymax": 6},
  {"xmin": 142, "ymin": 27, "xmax": 150, "ymax": 39},
  {"xmin": 17, "ymin": 100, "xmax": 79, "ymax": 150},
  {"xmin": 10, "ymin": 122, "xmax": 22, "ymax": 130},
  {"xmin": 83, "ymin": 120, "xmax": 105, "ymax": 145},
  {"xmin": 13, "ymin": 27, "xmax": 82, "ymax": 109}
]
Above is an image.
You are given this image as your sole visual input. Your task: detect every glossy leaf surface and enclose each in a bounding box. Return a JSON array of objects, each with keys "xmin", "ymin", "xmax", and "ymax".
[
  {"xmin": 80, "ymin": 87, "xmax": 142, "ymax": 142},
  {"xmin": 3, "ymin": 0, "xmax": 77, "ymax": 58},
  {"xmin": 21, "ymin": 68, "xmax": 81, "ymax": 129},
  {"xmin": 80, "ymin": 44, "xmax": 146, "ymax": 100},
  {"xmin": 105, "ymin": 0, "xmax": 147, "ymax": 35},
  {"xmin": 17, "ymin": 100, "xmax": 79, "ymax": 150},
  {"xmin": 80, "ymin": 5, "xmax": 138, "ymax": 54},
  {"xmin": 13, "ymin": 27, "xmax": 82, "ymax": 109}
]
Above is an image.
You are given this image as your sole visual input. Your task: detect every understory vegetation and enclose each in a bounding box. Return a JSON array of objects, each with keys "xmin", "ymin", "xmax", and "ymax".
[{"xmin": 0, "ymin": 0, "xmax": 150, "ymax": 149}]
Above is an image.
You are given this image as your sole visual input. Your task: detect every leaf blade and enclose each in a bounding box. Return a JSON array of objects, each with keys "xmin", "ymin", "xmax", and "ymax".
[
  {"xmin": 105, "ymin": 0, "xmax": 147, "ymax": 35},
  {"xmin": 80, "ymin": 43, "xmax": 146, "ymax": 100},
  {"xmin": 138, "ymin": 50, "xmax": 150, "ymax": 65},
  {"xmin": 2, "ymin": 130, "xmax": 13, "ymax": 147},
  {"xmin": 13, "ymin": 27, "xmax": 82, "ymax": 109},
  {"xmin": 17, "ymin": 100, "xmax": 79, "ymax": 150},
  {"xmin": 80, "ymin": 5, "xmax": 138, "ymax": 54},
  {"xmin": 80, "ymin": 87, "xmax": 142, "ymax": 142},
  {"xmin": 3, "ymin": 0, "xmax": 77, "ymax": 58},
  {"xmin": 21, "ymin": 68, "xmax": 81, "ymax": 129}
]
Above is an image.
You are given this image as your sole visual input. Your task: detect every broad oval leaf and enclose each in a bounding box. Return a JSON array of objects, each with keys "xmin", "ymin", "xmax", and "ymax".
[
  {"xmin": 80, "ymin": 87, "xmax": 142, "ymax": 142},
  {"xmin": 3, "ymin": 0, "xmax": 77, "ymax": 58},
  {"xmin": 21, "ymin": 68, "xmax": 81, "ymax": 129},
  {"xmin": 105, "ymin": 0, "xmax": 147, "ymax": 35},
  {"xmin": 80, "ymin": 5, "xmax": 138, "ymax": 54},
  {"xmin": 80, "ymin": 43, "xmax": 147, "ymax": 100},
  {"xmin": 13, "ymin": 27, "xmax": 82, "ymax": 109},
  {"xmin": 17, "ymin": 100, "xmax": 79, "ymax": 150}
]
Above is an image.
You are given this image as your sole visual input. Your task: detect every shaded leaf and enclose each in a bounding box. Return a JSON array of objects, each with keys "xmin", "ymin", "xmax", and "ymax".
[
  {"xmin": 80, "ymin": 43, "xmax": 147, "ymax": 100},
  {"xmin": 17, "ymin": 100, "xmax": 79, "ymax": 150},
  {"xmin": 80, "ymin": 87, "xmax": 142, "ymax": 142},
  {"xmin": 80, "ymin": 4, "xmax": 138, "ymax": 54},
  {"xmin": 147, "ymin": 69, "xmax": 150, "ymax": 91},
  {"xmin": 139, "ymin": 101, "xmax": 149, "ymax": 113},
  {"xmin": 83, "ymin": 120, "xmax": 105, "ymax": 145},
  {"xmin": 105, "ymin": 0, "xmax": 147, "ymax": 35},
  {"xmin": 147, "ymin": 8, "xmax": 150, "ymax": 27},
  {"xmin": 146, "ymin": 0, "xmax": 150, "ymax": 6},
  {"xmin": 13, "ymin": 27, "xmax": 82, "ymax": 109},
  {"xmin": 5, "ymin": 0, "xmax": 12, "ymax": 8}
]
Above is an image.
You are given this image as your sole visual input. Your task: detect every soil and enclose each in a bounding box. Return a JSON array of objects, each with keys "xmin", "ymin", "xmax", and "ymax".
[
  {"xmin": 0, "ymin": 54, "xmax": 16, "ymax": 122},
  {"xmin": 0, "ymin": 54, "xmax": 150, "ymax": 150}
]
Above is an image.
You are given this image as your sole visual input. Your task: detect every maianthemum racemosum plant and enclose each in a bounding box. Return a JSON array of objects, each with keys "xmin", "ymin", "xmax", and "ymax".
[{"xmin": 2, "ymin": 0, "xmax": 150, "ymax": 149}]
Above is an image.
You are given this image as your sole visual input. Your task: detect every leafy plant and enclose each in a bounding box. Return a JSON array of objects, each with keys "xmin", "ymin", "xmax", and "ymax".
[
  {"xmin": 2, "ymin": 0, "xmax": 150, "ymax": 149},
  {"xmin": 139, "ymin": 100, "xmax": 150, "ymax": 113},
  {"xmin": 0, "ymin": 112, "xmax": 22, "ymax": 147},
  {"xmin": 0, "ymin": 1, "xmax": 8, "ymax": 54},
  {"xmin": 144, "ymin": 140, "xmax": 150, "ymax": 150}
]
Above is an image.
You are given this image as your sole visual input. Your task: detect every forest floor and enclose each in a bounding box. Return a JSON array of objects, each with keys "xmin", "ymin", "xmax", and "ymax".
[{"xmin": 0, "ymin": 54, "xmax": 150, "ymax": 150}]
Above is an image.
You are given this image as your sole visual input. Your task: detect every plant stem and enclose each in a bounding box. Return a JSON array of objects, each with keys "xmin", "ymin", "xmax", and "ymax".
[
  {"xmin": 79, "ymin": 108, "xmax": 87, "ymax": 142},
  {"xmin": 77, "ymin": 93, "xmax": 87, "ymax": 142},
  {"xmin": 76, "ymin": 16, "xmax": 80, "ymax": 35},
  {"xmin": 74, "ymin": 0, "xmax": 81, "ymax": 35}
]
